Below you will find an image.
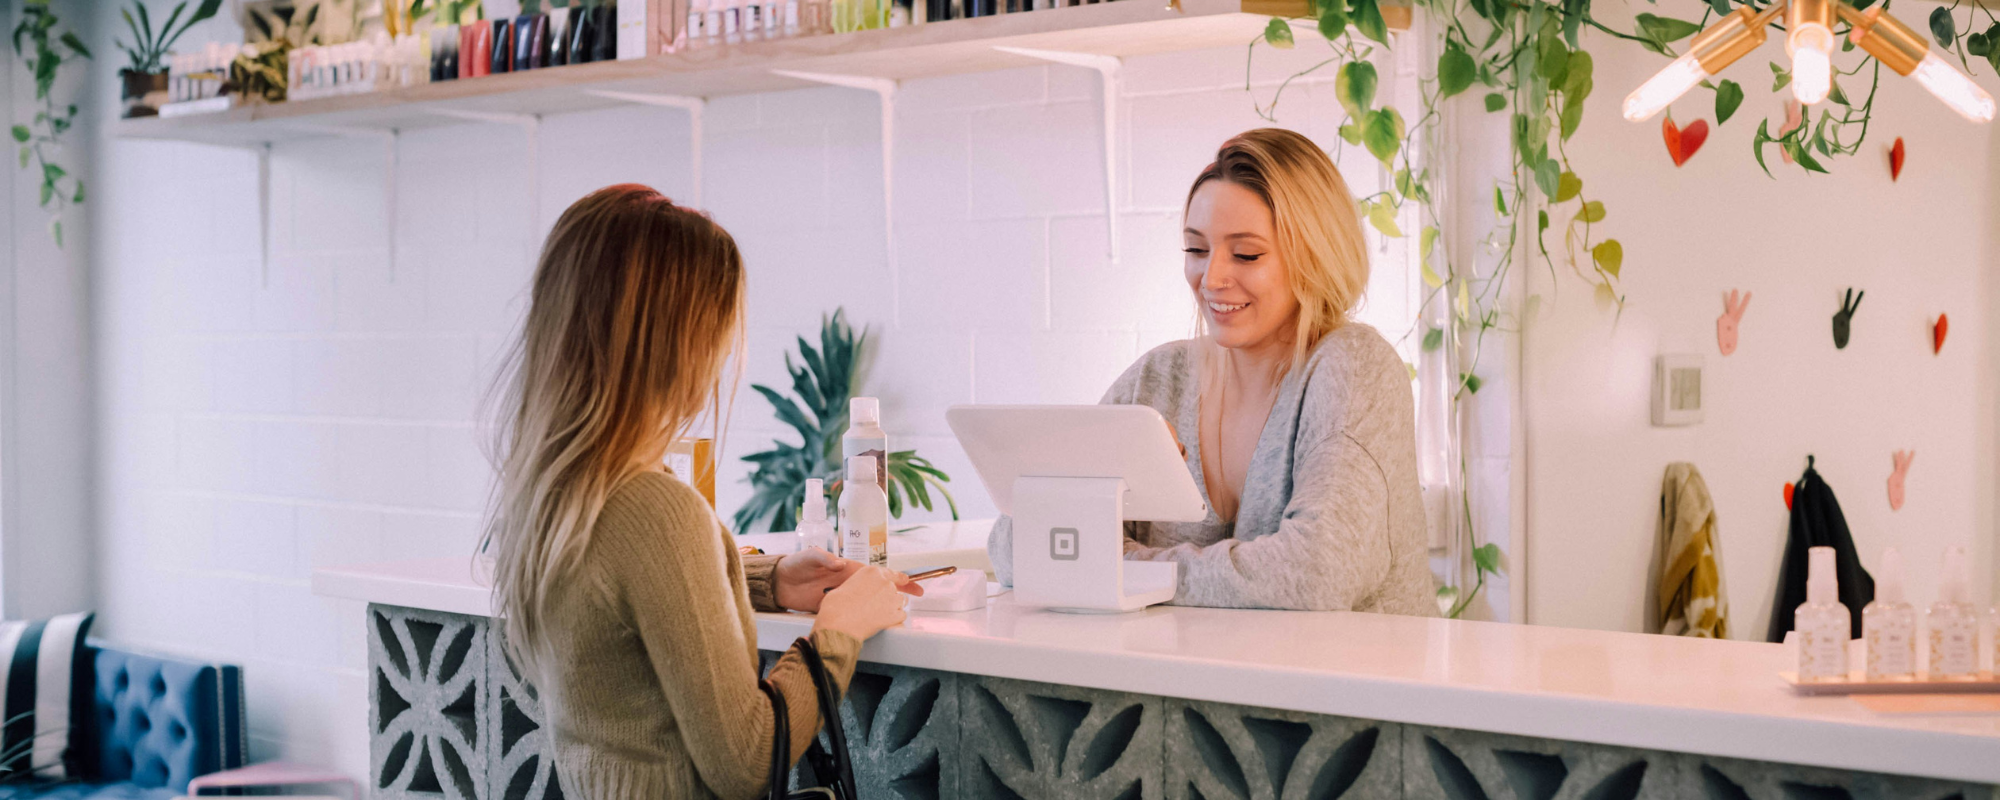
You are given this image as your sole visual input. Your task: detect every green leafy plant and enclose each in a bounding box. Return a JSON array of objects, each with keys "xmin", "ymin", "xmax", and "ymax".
[
  {"xmin": 116, "ymin": 0, "xmax": 224, "ymax": 74},
  {"xmin": 735, "ymin": 310, "xmax": 957, "ymax": 534},
  {"xmin": 10, "ymin": 0, "xmax": 90, "ymax": 248},
  {"xmin": 232, "ymin": 3, "xmax": 325, "ymax": 103}
]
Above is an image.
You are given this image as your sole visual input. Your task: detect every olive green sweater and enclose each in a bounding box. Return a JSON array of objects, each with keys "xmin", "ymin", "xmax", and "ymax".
[{"xmin": 533, "ymin": 470, "xmax": 861, "ymax": 800}]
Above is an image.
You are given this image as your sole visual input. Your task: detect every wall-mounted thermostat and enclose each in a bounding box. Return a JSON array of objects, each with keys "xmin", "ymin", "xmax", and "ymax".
[{"xmin": 1652, "ymin": 354, "xmax": 1704, "ymax": 427}]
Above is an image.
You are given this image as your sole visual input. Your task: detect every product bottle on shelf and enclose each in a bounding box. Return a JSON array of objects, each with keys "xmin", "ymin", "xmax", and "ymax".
[
  {"xmin": 684, "ymin": 0, "xmax": 707, "ymax": 47},
  {"xmin": 782, "ymin": 0, "xmax": 801, "ymax": 37},
  {"xmin": 1795, "ymin": 546, "xmax": 1851, "ymax": 682},
  {"xmin": 740, "ymin": 0, "xmax": 760, "ymax": 43},
  {"xmin": 764, "ymin": 0, "xmax": 784, "ymax": 39},
  {"xmin": 1928, "ymin": 545, "xmax": 1979, "ymax": 680},
  {"xmin": 1981, "ymin": 601, "xmax": 1997, "ymax": 676},
  {"xmin": 1863, "ymin": 547, "xmax": 1917, "ymax": 681},
  {"xmin": 722, "ymin": 0, "xmax": 743, "ymax": 43}
]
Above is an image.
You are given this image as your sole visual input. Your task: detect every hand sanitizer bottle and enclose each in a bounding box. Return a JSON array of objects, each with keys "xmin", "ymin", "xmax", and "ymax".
[
  {"xmin": 795, "ymin": 478, "xmax": 837, "ymax": 554},
  {"xmin": 1863, "ymin": 547, "xmax": 1916, "ymax": 681},
  {"xmin": 1928, "ymin": 545, "xmax": 1978, "ymax": 680},
  {"xmin": 1796, "ymin": 546, "xmax": 1851, "ymax": 682},
  {"xmin": 843, "ymin": 397, "xmax": 888, "ymax": 492},
  {"xmin": 840, "ymin": 456, "xmax": 888, "ymax": 566}
]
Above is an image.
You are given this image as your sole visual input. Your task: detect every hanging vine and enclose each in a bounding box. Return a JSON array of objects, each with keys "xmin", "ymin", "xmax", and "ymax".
[
  {"xmin": 11, "ymin": 0, "xmax": 92, "ymax": 247},
  {"xmin": 1247, "ymin": 0, "xmax": 1999, "ymax": 616}
]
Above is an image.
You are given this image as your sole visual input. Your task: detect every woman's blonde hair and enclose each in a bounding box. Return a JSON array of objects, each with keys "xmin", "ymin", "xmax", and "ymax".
[
  {"xmin": 482, "ymin": 184, "xmax": 745, "ymax": 673},
  {"xmin": 1186, "ymin": 128, "xmax": 1369, "ymax": 369}
]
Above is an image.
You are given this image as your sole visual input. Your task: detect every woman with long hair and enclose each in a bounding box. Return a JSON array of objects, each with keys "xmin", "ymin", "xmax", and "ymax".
[
  {"xmin": 482, "ymin": 184, "xmax": 918, "ymax": 799},
  {"xmin": 989, "ymin": 129, "xmax": 1435, "ymax": 614}
]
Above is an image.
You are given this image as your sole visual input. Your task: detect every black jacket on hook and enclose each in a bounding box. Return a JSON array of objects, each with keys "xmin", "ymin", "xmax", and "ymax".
[{"xmin": 1766, "ymin": 457, "xmax": 1875, "ymax": 642}]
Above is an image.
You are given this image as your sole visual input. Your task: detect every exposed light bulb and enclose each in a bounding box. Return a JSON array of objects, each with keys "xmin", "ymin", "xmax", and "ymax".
[
  {"xmin": 1623, "ymin": 54, "xmax": 1708, "ymax": 122},
  {"xmin": 1790, "ymin": 24, "xmax": 1835, "ymax": 104},
  {"xmin": 1910, "ymin": 50, "xmax": 1997, "ymax": 122}
]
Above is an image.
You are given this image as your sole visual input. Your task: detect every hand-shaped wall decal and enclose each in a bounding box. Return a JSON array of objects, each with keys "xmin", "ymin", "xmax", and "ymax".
[
  {"xmin": 1888, "ymin": 450, "xmax": 1914, "ymax": 511},
  {"xmin": 1832, "ymin": 288, "xmax": 1864, "ymax": 349},
  {"xmin": 1717, "ymin": 289, "xmax": 1750, "ymax": 356}
]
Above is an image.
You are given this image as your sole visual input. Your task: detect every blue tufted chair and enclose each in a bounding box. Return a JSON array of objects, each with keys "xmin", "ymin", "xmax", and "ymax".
[{"xmin": 1, "ymin": 647, "xmax": 246, "ymax": 800}]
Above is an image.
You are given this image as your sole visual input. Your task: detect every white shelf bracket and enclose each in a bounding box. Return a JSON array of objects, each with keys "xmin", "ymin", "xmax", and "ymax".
[
  {"xmin": 432, "ymin": 109, "xmax": 543, "ymax": 238},
  {"xmin": 994, "ymin": 46, "xmax": 1124, "ymax": 263},
  {"xmin": 770, "ymin": 69, "xmax": 900, "ymax": 312},
  {"xmin": 276, "ymin": 124, "xmax": 402, "ymax": 279},
  {"xmin": 585, "ymin": 90, "xmax": 707, "ymax": 208},
  {"xmin": 257, "ymin": 142, "xmax": 272, "ymax": 286}
]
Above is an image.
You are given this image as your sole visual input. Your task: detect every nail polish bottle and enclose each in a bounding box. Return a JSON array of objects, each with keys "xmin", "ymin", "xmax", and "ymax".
[
  {"xmin": 1928, "ymin": 546, "xmax": 1979, "ymax": 680},
  {"xmin": 1863, "ymin": 548, "xmax": 1916, "ymax": 681},
  {"xmin": 569, "ymin": 5, "xmax": 598, "ymax": 63},
  {"xmin": 590, "ymin": 5, "xmax": 619, "ymax": 61},
  {"xmin": 1795, "ymin": 546, "xmax": 1851, "ymax": 682},
  {"xmin": 490, "ymin": 17, "xmax": 514, "ymax": 73}
]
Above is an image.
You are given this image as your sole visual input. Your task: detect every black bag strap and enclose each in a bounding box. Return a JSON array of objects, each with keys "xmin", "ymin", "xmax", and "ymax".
[
  {"xmin": 793, "ymin": 636, "xmax": 858, "ymax": 800},
  {"xmin": 758, "ymin": 678, "xmax": 790, "ymax": 800}
]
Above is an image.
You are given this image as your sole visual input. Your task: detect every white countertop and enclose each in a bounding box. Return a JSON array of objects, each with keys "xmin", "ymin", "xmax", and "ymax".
[
  {"xmin": 310, "ymin": 519, "xmax": 994, "ymax": 618},
  {"xmin": 315, "ymin": 553, "xmax": 2000, "ymax": 785}
]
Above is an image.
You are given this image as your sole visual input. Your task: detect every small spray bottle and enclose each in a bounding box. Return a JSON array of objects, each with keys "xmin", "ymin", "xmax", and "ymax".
[
  {"xmin": 1929, "ymin": 545, "xmax": 1978, "ymax": 680},
  {"xmin": 795, "ymin": 478, "xmax": 837, "ymax": 554},
  {"xmin": 1863, "ymin": 547, "xmax": 1916, "ymax": 681},
  {"xmin": 1796, "ymin": 546, "xmax": 1851, "ymax": 682}
]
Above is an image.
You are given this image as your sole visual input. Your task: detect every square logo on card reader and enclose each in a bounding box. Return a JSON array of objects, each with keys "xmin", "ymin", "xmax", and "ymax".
[{"xmin": 1050, "ymin": 527, "xmax": 1079, "ymax": 561}]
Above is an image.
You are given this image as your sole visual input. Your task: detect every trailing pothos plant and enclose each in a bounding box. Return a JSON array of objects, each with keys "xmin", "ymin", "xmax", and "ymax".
[
  {"xmin": 11, "ymin": 0, "xmax": 91, "ymax": 247},
  {"xmin": 735, "ymin": 309, "xmax": 958, "ymax": 535},
  {"xmin": 1248, "ymin": 0, "xmax": 2000, "ymax": 617}
]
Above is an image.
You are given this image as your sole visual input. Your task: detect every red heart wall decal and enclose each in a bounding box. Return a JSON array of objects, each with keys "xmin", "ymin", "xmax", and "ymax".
[
  {"xmin": 1890, "ymin": 137, "xmax": 1906, "ymax": 181},
  {"xmin": 1934, "ymin": 312, "xmax": 1948, "ymax": 355},
  {"xmin": 1784, "ymin": 482, "xmax": 1796, "ymax": 510},
  {"xmin": 1662, "ymin": 115, "xmax": 1709, "ymax": 167}
]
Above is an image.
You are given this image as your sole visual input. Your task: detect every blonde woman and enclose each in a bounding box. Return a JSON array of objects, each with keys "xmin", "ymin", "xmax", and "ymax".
[
  {"xmin": 483, "ymin": 184, "xmax": 919, "ymax": 800},
  {"xmin": 990, "ymin": 129, "xmax": 1434, "ymax": 614}
]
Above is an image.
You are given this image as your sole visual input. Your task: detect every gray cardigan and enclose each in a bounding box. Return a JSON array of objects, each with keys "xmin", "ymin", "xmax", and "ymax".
[{"xmin": 988, "ymin": 324, "xmax": 1437, "ymax": 615}]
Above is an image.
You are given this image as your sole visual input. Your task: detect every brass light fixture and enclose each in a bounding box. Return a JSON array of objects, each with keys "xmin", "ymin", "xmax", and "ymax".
[{"xmin": 1622, "ymin": 0, "xmax": 1994, "ymax": 124}]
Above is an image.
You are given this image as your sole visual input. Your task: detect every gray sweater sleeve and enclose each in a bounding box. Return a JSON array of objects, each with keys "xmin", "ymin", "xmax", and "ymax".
[{"xmin": 1122, "ymin": 393, "xmax": 1393, "ymax": 611}]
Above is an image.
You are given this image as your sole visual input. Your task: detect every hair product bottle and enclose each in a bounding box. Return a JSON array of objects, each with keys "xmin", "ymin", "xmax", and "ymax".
[
  {"xmin": 1863, "ymin": 548, "xmax": 1916, "ymax": 681},
  {"xmin": 1796, "ymin": 546, "xmax": 1851, "ymax": 682},
  {"xmin": 1928, "ymin": 545, "xmax": 1978, "ymax": 680},
  {"xmin": 796, "ymin": 478, "xmax": 837, "ymax": 554},
  {"xmin": 840, "ymin": 456, "xmax": 887, "ymax": 566},
  {"xmin": 844, "ymin": 397, "xmax": 888, "ymax": 491}
]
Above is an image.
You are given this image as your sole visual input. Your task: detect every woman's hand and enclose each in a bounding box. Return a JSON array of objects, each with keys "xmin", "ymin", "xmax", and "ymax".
[
  {"xmin": 774, "ymin": 548, "xmax": 923, "ymax": 612},
  {"xmin": 814, "ymin": 565, "xmax": 914, "ymax": 641}
]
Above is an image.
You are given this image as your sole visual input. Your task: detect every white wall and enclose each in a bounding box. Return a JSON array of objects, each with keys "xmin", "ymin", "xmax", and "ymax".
[
  {"xmin": 86, "ymin": 35, "xmax": 1413, "ymax": 778},
  {"xmin": 3, "ymin": 0, "xmax": 99, "ymax": 621},
  {"xmin": 1522, "ymin": 2, "xmax": 2000, "ymax": 637}
]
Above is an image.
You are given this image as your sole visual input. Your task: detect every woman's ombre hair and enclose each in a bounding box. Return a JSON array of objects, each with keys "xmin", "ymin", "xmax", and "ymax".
[
  {"xmin": 482, "ymin": 184, "xmax": 745, "ymax": 674},
  {"xmin": 1185, "ymin": 128, "xmax": 1369, "ymax": 369}
]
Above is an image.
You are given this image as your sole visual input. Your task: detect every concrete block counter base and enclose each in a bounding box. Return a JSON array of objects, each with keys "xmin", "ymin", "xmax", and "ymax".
[{"xmin": 366, "ymin": 602, "xmax": 1992, "ymax": 800}]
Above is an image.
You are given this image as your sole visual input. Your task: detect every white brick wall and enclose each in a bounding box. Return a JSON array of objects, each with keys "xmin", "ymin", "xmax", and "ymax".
[{"xmin": 91, "ymin": 41, "xmax": 1416, "ymax": 780}]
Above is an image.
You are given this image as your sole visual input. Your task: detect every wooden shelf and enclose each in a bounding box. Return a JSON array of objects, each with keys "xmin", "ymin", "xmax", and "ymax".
[{"xmin": 115, "ymin": 0, "xmax": 1349, "ymax": 146}]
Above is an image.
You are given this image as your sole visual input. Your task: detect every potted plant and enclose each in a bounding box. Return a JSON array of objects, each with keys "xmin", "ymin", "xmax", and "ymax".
[
  {"xmin": 115, "ymin": 0, "xmax": 223, "ymax": 117},
  {"xmin": 736, "ymin": 309, "xmax": 957, "ymax": 534}
]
